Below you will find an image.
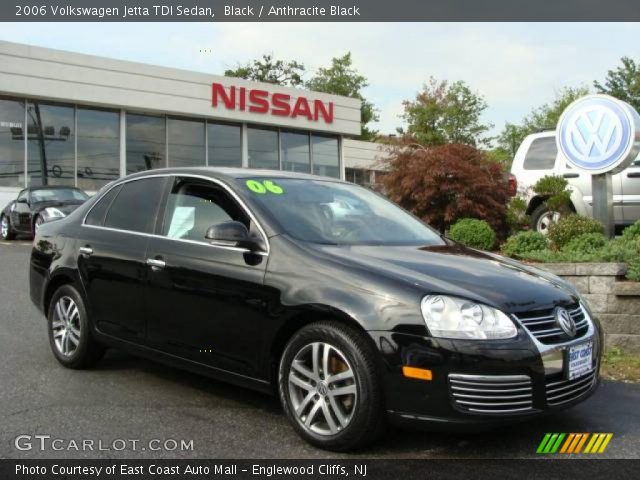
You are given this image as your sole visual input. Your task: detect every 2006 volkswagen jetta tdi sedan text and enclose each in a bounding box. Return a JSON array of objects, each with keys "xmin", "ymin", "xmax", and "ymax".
[{"xmin": 30, "ymin": 168, "xmax": 602, "ymax": 451}]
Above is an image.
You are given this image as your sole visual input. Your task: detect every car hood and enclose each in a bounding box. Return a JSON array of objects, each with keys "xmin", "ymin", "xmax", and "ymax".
[
  {"xmin": 312, "ymin": 243, "xmax": 579, "ymax": 314},
  {"xmin": 33, "ymin": 201, "xmax": 83, "ymax": 214}
]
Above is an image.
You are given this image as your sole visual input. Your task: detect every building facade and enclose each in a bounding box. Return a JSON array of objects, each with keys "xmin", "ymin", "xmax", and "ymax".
[{"xmin": 0, "ymin": 40, "xmax": 384, "ymax": 206}]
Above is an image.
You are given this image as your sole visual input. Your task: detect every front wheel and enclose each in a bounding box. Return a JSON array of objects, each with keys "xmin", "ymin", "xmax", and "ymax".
[
  {"xmin": 278, "ymin": 321, "xmax": 385, "ymax": 451},
  {"xmin": 47, "ymin": 284, "xmax": 105, "ymax": 369},
  {"xmin": 1, "ymin": 214, "xmax": 15, "ymax": 240}
]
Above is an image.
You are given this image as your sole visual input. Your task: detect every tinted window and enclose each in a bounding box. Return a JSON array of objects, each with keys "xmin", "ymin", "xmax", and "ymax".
[
  {"xmin": 0, "ymin": 97, "xmax": 25, "ymax": 188},
  {"xmin": 17, "ymin": 189, "xmax": 28, "ymax": 202},
  {"xmin": 248, "ymin": 127, "xmax": 279, "ymax": 169},
  {"xmin": 77, "ymin": 108, "xmax": 120, "ymax": 191},
  {"xmin": 27, "ymin": 101, "xmax": 75, "ymax": 187},
  {"xmin": 126, "ymin": 114, "xmax": 165, "ymax": 174},
  {"xmin": 281, "ymin": 131, "xmax": 310, "ymax": 173},
  {"xmin": 312, "ymin": 135, "xmax": 340, "ymax": 178},
  {"xmin": 207, "ymin": 123, "xmax": 242, "ymax": 167},
  {"xmin": 85, "ymin": 184, "xmax": 122, "ymax": 226},
  {"xmin": 523, "ymin": 137, "xmax": 557, "ymax": 170},
  {"xmin": 162, "ymin": 179, "xmax": 248, "ymax": 242},
  {"xmin": 243, "ymin": 178, "xmax": 444, "ymax": 246},
  {"xmin": 105, "ymin": 177, "xmax": 166, "ymax": 233},
  {"xmin": 168, "ymin": 118, "xmax": 205, "ymax": 167}
]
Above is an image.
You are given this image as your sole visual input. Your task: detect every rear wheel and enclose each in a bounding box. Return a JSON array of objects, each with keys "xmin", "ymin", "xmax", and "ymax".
[
  {"xmin": 47, "ymin": 284, "xmax": 105, "ymax": 369},
  {"xmin": 530, "ymin": 204, "xmax": 560, "ymax": 235},
  {"xmin": 278, "ymin": 321, "xmax": 385, "ymax": 451},
  {"xmin": 1, "ymin": 214, "xmax": 15, "ymax": 240}
]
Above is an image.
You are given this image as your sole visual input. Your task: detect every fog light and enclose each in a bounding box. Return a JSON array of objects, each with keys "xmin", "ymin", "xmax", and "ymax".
[{"xmin": 402, "ymin": 366, "xmax": 433, "ymax": 381}]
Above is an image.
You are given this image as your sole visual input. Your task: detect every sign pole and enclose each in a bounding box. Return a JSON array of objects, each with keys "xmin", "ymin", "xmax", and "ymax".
[{"xmin": 591, "ymin": 173, "xmax": 614, "ymax": 239}]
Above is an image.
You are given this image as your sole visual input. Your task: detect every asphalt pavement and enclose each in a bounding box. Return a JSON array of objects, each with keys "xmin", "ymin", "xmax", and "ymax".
[{"xmin": 1, "ymin": 242, "xmax": 639, "ymax": 459}]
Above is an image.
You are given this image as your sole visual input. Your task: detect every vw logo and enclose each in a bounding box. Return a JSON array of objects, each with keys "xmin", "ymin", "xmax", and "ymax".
[
  {"xmin": 555, "ymin": 307, "xmax": 576, "ymax": 337},
  {"xmin": 557, "ymin": 95, "xmax": 640, "ymax": 175}
]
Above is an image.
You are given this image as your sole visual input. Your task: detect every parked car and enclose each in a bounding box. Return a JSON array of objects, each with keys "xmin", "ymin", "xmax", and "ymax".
[
  {"xmin": 30, "ymin": 168, "xmax": 602, "ymax": 451},
  {"xmin": 510, "ymin": 130, "xmax": 640, "ymax": 233},
  {"xmin": 1, "ymin": 186, "xmax": 90, "ymax": 240}
]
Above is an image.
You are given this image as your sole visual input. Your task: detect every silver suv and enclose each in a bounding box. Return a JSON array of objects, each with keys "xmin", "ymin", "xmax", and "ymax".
[{"xmin": 510, "ymin": 131, "xmax": 640, "ymax": 233}]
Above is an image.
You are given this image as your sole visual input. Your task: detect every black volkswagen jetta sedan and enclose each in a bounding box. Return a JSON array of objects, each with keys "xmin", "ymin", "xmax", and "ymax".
[{"xmin": 30, "ymin": 168, "xmax": 602, "ymax": 451}]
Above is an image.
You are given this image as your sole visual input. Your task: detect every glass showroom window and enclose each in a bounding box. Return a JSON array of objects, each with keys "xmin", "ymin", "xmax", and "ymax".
[
  {"xmin": 207, "ymin": 122, "xmax": 242, "ymax": 167},
  {"xmin": 27, "ymin": 101, "xmax": 75, "ymax": 187},
  {"xmin": 248, "ymin": 127, "xmax": 279, "ymax": 170},
  {"xmin": 0, "ymin": 97, "xmax": 25, "ymax": 187},
  {"xmin": 281, "ymin": 131, "xmax": 310, "ymax": 173},
  {"xmin": 312, "ymin": 135, "xmax": 339, "ymax": 178},
  {"xmin": 126, "ymin": 113, "xmax": 166, "ymax": 174},
  {"xmin": 168, "ymin": 117, "xmax": 205, "ymax": 167},
  {"xmin": 77, "ymin": 107, "xmax": 120, "ymax": 192}
]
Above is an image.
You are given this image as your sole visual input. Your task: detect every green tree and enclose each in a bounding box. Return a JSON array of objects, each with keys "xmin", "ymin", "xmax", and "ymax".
[
  {"xmin": 496, "ymin": 86, "xmax": 589, "ymax": 157},
  {"xmin": 399, "ymin": 78, "xmax": 492, "ymax": 147},
  {"xmin": 594, "ymin": 56, "xmax": 640, "ymax": 111},
  {"xmin": 224, "ymin": 54, "xmax": 305, "ymax": 87},
  {"xmin": 306, "ymin": 53, "xmax": 378, "ymax": 140}
]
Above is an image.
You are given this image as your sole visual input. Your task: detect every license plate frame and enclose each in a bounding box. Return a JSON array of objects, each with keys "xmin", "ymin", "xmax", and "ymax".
[{"xmin": 565, "ymin": 341, "xmax": 593, "ymax": 380}]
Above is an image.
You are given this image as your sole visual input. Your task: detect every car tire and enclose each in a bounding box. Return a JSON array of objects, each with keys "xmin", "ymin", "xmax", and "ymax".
[
  {"xmin": 47, "ymin": 284, "xmax": 105, "ymax": 369},
  {"xmin": 1, "ymin": 214, "xmax": 16, "ymax": 240},
  {"xmin": 529, "ymin": 204, "xmax": 561, "ymax": 235},
  {"xmin": 278, "ymin": 321, "xmax": 385, "ymax": 451}
]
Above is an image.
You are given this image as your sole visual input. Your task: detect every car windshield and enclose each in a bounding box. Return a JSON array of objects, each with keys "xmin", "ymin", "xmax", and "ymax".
[
  {"xmin": 242, "ymin": 178, "xmax": 444, "ymax": 246},
  {"xmin": 30, "ymin": 188, "xmax": 89, "ymax": 203}
]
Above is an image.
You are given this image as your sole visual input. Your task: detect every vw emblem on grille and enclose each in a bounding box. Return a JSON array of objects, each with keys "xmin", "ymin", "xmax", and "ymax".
[
  {"xmin": 555, "ymin": 307, "xmax": 576, "ymax": 337},
  {"xmin": 557, "ymin": 94, "xmax": 640, "ymax": 175}
]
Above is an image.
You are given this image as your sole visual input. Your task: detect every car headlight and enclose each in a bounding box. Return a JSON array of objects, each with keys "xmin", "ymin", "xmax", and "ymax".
[
  {"xmin": 43, "ymin": 207, "xmax": 66, "ymax": 219},
  {"xmin": 421, "ymin": 295, "xmax": 518, "ymax": 340}
]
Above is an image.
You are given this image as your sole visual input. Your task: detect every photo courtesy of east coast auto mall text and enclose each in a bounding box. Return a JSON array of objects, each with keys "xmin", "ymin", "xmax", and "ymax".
[{"xmin": 0, "ymin": 1, "xmax": 639, "ymax": 479}]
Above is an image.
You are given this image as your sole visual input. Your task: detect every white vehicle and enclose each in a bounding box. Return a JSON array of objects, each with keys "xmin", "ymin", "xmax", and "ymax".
[{"xmin": 510, "ymin": 131, "xmax": 640, "ymax": 234}]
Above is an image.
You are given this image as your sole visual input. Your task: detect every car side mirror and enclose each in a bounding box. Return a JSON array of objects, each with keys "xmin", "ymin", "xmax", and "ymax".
[{"xmin": 205, "ymin": 221, "xmax": 261, "ymax": 251}]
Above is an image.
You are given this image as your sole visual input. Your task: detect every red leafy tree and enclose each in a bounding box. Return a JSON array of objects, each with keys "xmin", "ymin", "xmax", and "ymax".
[{"xmin": 381, "ymin": 142, "xmax": 510, "ymax": 237}]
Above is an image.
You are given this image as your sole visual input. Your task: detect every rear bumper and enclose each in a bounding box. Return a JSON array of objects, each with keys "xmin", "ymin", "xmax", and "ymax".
[{"xmin": 369, "ymin": 323, "xmax": 602, "ymax": 429}]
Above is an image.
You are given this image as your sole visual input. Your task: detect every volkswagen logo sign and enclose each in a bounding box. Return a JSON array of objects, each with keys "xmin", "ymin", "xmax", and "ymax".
[
  {"xmin": 555, "ymin": 307, "xmax": 576, "ymax": 337},
  {"xmin": 557, "ymin": 94, "xmax": 640, "ymax": 175}
]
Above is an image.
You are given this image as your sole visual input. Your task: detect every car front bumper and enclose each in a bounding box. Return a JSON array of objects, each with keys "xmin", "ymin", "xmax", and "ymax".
[{"xmin": 369, "ymin": 316, "xmax": 602, "ymax": 429}]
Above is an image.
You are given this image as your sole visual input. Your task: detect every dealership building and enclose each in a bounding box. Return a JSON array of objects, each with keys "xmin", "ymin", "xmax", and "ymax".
[{"xmin": 0, "ymin": 40, "xmax": 384, "ymax": 205}]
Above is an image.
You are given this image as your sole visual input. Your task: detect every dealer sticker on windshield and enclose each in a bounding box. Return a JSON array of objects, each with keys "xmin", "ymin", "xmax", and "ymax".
[{"xmin": 567, "ymin": 341, "xmax": 593, "ymax": 380}]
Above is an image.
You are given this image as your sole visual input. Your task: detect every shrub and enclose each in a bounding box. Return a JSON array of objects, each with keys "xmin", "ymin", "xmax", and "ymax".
[
  {"xmin": 506, "ymin": 196, "xmax": 529, "ymax": 233},
  {"xmin": 622, "ymin": 220, "xmax": 640, "ymax": 240},
  {"xmin": 501, "ymin": 231, "xmax": 548, "ymax": 258},
  {"xmin": 547, "ymin": 215, "xmax": 604, "ymax": 249},
  {"xmin": 449, "ymin": 218, "xmax": 496, "ymax": 250},
  {"xmin": 381, "ymin": 143, "xmax": 510, "ymax": 236},
  {"xmin": 562, "ymin": 232, "xmax": 607, "ymax": 254},
  {"xmin": 532, "ymin": 175, "xmax": 572, "ymax": 213}
]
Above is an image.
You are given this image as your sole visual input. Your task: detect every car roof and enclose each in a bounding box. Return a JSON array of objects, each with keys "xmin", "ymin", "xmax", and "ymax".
[{"xmin": 123, "ymin": 167, "xmax": 346, "ymax": 183}]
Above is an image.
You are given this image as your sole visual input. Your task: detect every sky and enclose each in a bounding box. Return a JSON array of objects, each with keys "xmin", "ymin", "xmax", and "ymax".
[{"xmin": 1, "ymin": 22, "xmax": 639, "ymax": 139}]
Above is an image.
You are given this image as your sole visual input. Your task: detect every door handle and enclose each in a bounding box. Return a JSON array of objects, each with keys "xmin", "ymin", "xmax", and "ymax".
[
  {"xmin": 628, "ymin": 172, "xmax": 640, "ymax": 178},
  {"xmin": 79, "ymin": 247, "xmax": 93, "ymax": 256},
  {"xmin": 563, "ymin": 173, "xmax": 579, "ymax": 178},
  {"xmin": 146, "ymin": 258, "xmax": 166, "ymax": 269}
]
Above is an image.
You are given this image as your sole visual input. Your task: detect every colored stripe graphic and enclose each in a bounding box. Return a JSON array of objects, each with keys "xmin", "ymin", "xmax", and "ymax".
[{"xmin": 540, "ymin": 433, "xmax": 613, "ymax": 454}]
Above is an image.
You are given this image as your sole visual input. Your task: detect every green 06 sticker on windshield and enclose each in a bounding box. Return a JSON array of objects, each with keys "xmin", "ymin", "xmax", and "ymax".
[{"xmin": 246, "ymin": 179, "xmax": 284, "ymax": 195}]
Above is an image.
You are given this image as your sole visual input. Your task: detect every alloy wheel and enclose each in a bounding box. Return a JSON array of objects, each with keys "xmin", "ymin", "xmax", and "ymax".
[
  {"xmin": 536, "ymin": 211, "xmax": 561, "ymax": 235},
  {"xmin": 51, "ymin": 296, "xmax": 81, "ymax": 357},
  {"xmin": 1, "ymin": 216, "xmax": 8, "ymax": 239},
  {"xmin": 288, "ymin": 342, "xmax": 357, "ymax": 436}
]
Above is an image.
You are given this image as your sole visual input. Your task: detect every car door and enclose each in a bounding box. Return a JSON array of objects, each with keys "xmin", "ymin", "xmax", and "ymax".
[
  {"xmin": 144, "ymin": 176, "xmax": 270, "ymax": 378},
  {"xmin": 622, "ymin": 157, "xmax": 640, "ymax": 225},
  {"xmin": 77, "ymin": 176, "xmax": 168, "ymax": 342}
]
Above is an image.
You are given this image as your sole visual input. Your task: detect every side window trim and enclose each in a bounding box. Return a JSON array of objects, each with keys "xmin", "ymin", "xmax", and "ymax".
[{"xmin": 81, "ymin": 173, "xmax": 270, "ymax": 256}]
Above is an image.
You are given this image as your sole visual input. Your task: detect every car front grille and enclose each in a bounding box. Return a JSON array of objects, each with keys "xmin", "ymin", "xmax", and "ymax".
[
  {"xmin": 546, "ymin": 368, "xmax": 597, "ymax": 406},
  {"xmin": 449, "ymin": 374, "xmax": 534, "ymax": 414},
  {"xmin": 515, "ymin": 304, "xmax": 589, "ymax": 344}
]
